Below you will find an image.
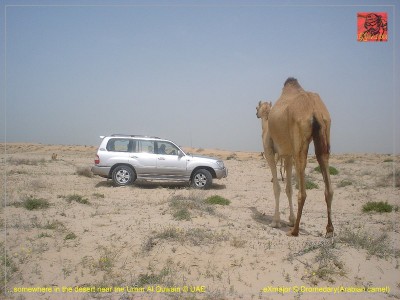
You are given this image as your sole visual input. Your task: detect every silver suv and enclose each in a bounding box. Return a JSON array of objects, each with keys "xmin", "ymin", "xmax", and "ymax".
[{"xmin": 91, "ymin": 134, "xmax": 228, "ymax": 189}]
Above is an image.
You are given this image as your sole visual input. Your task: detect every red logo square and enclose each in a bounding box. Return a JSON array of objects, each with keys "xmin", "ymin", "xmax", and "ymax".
[{"xmin": 357, "ymin": 12, "xmax": 388, "ymax": 42}]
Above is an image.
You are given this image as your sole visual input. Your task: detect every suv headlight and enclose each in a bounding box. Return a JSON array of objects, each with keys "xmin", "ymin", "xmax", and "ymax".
[{"xmin": 216, "ymin": 160, "xmax": 224, "ymax": 168}]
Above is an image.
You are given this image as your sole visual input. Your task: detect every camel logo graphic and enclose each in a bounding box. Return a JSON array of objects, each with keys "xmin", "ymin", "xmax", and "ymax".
[{"xmin": 357, "ymin": 12, "xmax": 388, "ymax": 42}]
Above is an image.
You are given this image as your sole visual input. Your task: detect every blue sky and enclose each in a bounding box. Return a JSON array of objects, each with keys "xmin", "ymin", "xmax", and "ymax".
[{"xmin": 1, "ymin": 0, "xmax": 399, "ymax": 153}]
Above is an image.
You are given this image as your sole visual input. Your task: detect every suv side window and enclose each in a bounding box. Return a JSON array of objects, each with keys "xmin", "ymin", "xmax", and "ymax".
[
  {"xmin": 156, "ymin": 141, "xmax": 179, "ymax": 155},
  {"xmin": 106, "ymin": 138, "xmax": 135, "ymax": 152},
  {"xmin": 137, "ymin": 140, "xmax": 155, "ymax": 154}
]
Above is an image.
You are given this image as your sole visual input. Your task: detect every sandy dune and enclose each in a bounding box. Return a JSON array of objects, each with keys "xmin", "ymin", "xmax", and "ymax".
[{"xmin": 1, "ymin": 143, "xmax": 399, "ymax": 299}]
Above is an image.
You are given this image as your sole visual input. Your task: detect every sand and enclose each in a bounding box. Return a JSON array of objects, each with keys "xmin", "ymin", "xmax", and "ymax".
[{"xmin": 1, "ymin": 143, "xmax": 399, "ymax": 299}]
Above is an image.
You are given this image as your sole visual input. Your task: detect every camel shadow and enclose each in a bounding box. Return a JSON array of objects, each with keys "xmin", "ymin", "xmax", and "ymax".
[{"xmin": 249, "ymin": 207, "xmax": 310, "ymax": 236}]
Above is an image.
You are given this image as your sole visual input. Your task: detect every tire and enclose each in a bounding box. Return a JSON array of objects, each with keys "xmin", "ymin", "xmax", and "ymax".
[
  {"xmin": 191, "ymin": 169, "xmax": 212, "ymax": 189},
  {"xmin": 112, "ymin": 165, "xmax": 136, "ymax": 186}
]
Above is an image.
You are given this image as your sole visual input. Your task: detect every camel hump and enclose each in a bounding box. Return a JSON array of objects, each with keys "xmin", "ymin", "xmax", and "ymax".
[{"xmin": 284, "ymin": 77, "xmax": 301, "ymax": 88}]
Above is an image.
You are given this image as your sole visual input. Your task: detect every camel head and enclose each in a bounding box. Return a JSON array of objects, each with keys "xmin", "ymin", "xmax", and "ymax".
[{"xmin": 256, "ymin": 101, "xmax": 273, "ymax": 119}]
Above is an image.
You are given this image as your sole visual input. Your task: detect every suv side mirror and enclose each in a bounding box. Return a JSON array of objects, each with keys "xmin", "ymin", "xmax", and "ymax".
[{"xmin": 178, "ymin": 150, "xmax": 184, "ymax": 157}]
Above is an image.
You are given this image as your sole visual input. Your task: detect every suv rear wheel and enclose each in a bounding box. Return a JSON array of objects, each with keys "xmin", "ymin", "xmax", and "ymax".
[
  {"xmin": 112, "ymin": 165, "xmax": 136, "ymax": 186},
  {"xmin": 191, "ymin": 169, "xmax": 212, "ymax": 189}
]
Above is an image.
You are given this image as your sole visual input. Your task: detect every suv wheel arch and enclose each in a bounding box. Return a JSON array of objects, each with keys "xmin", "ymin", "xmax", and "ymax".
[
  {"xmin": 111, "ymin": 164, "xmax": 137, "ymax": 186},
  {"xmin": 191, "ymin": 168, "xmax": 213, "ymax": 189}
]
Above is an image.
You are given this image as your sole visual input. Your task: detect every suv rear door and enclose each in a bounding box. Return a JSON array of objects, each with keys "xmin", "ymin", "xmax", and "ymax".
[{"xmin": 129, "ymin": 139, "xmax": 157, "ymax": 177}]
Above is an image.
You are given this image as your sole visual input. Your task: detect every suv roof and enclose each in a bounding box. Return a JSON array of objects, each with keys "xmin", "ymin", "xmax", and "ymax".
[{"xmin": 109, "ymin": 134, "xmax": 161, "ymax": 139}]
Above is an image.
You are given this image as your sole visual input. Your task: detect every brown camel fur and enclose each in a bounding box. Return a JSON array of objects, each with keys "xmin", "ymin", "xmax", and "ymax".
[
  {"xmin": 257, "ymin": 78, "xmax": 334, "ymax": 237},
  {"xmin": 256, "ymin": 101, "xmax": 295, "ymax": 228}
]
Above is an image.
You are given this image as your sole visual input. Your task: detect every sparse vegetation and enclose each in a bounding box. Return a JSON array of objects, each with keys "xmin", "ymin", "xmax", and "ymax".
[
  {"xmin": 314, "ymin": 165, "xmax": 339, "ymax": 175},
  {"xmin": 60, "ymin": 194, "xmax": 90, "ymax": 205},
  {"xmin": 64, "ymin": 232, "xmax": 77, "ymax": 240},
  {"xmin": 226, "ymin": 153, "xmax": 237, "ymax": 160},
  {"xmin": 338, "ymin": 227, "xmax": 394, "ymax": 258},
  {"xmin": 142, "ymin": 226, "xmax": 229, "ymax": 252},
  {"xmin": 18, "ymin": 196, "xmax": 50, "ymax": 210},
  {"xmin": 287, "ymin": 240, "xmax": 345, "ymax": 285},
  {"xmin": 137, "ymin": 267, "xmax": 172, "ymax": 286},
  {"xmin": 81, "ymin": 246, "xmax": 120, "ymax": 276},
  {"xmin": 169, "ymin": 192, "xmax": 215, "ymax": 220},
  {"xmin": 37, "ymin": 232, "xmax": 52, "ymax": 238},
  {"xmin": 76, "ymin": 166, "xmax": 93, "ymax": 178},
  {"xmin": 8, "ymin": 157, "xmax": 46, "ymax": 166},
  {"xmin": 337, "ymin": 179, "xmax": 352, "ymax": 188},
  {"xmin": 92, "ymin": 192, "xmax": 105, "ymax": 199},
  {"xmin": 0, "ymin": 242, "xmax": 18, "ymax": 294},
  {"xmin": 97, "ymin": 246, "xmax": 118, "ymax": 272},
  {"xmin": 305, "ymin": 179, "xmax": 319, "ymax": 190},
  {"xmin": 3, "ymin": 144, "xmax": 400, "ymax": 299},
  {"xmin": 377, "ymin": 169, "xmax": 400, "ymax": 188},
  {"xmin": 136, "ymin": 260, "xmax": 175, "ymax": 287},
  {"xmin": 42, "ymin": 220, "xmax": 66, "ymax": 231},
  {"xmin": 205, "ymin": 195, "xmax": 230, "ymax": 205},
  {"xmin": 230, "ymin": 236, "xmax": 246, "ymax": 248},
  {"xmin": 173, "ymin": 207, "xmax": 191, "ymax": 221},
  {"xmin": 362, "ymin": 201, "xmax": 393, "ymax": 213}
]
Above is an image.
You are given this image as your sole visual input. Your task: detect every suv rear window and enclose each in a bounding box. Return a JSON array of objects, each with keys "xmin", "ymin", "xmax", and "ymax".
[{"xmin": 106, "ymin": 139, "xmax": 136, "ymax": 152}]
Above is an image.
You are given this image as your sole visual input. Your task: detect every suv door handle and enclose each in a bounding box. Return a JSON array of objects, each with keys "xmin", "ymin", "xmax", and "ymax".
[
  {"xmin": 130, "ymin": 155, "xmax": 138, "ymax": 158},
  {"xmin": 158, "ymin": 157, "xmax": 165, "ymax": 160}
]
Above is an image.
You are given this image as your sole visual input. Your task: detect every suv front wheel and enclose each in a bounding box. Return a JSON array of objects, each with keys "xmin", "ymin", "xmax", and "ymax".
[
  {"xmin": 112, "ymin": 165, "xmax": 136, "ymax": 186},
  {"xmin": 191, "ymin": 169, "xmax": 212, "ymax": 189}
]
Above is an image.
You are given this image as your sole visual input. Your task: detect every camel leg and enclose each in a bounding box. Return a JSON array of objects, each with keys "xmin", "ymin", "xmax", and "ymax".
[
  {"xmin": 284, "ymin": 157, "xmax": 295, "ymax": 227},
  {"xmin": 287, "ymin": 149, "xmax": 308, "ymax": 237},
  {"xmin": 265, "ymin": 151, "xmax": 281, "ymax": 228},
  {"xmin": 280, "ymin": 157, "xmax": 285, "ymax": 182},
  {"xmin": 316, "ymin": 152, "xmax": 334, "ymax": 238}
]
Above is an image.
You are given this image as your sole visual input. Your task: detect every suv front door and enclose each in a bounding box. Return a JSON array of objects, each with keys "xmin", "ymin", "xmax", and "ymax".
[{"xmin": 155, "ymin": 141, "xmax": 187, "ymax": 177}]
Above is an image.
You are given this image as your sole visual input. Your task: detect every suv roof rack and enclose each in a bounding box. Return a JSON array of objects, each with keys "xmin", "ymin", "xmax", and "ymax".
[{"xmin": 110, "ymin": 134, "xmax": 161, "ymax": 139}]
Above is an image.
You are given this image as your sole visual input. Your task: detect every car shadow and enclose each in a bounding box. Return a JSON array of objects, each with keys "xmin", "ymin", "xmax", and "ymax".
[
  {"xmin": 95, "ymin": 181, "xmax": 114, "ymax": 188},
  {"xmin": 94, "ymin": 180, "xmax": 226, "ymax": 190}
]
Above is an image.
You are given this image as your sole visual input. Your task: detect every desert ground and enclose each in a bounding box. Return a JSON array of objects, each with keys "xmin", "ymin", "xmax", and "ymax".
[{"xmin": 1, "ymin": 143, "xmax": 399, "ymax": 300}]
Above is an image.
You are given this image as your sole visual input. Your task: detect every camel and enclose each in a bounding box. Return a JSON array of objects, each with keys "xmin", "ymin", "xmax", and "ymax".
[
  {"xmin": 256, "ymin": 78, "xmax": 333, "ymax": 237},
  {"xmin": 257, "ymin": 101, "xmax": 296, "ymax": 228}
]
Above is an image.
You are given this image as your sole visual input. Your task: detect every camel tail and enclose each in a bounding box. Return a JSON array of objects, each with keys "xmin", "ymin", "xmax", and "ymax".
[{"xmin": 312, "ymin": 113, "xmax": 331, "ymax": 155}]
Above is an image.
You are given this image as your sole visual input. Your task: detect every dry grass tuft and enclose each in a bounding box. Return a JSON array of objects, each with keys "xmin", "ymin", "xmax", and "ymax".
[
  {"xmin": 142, "ymin": 227, "xmax": 229, "ymax": 252},
  {"xmin": 338, "ymin": 227, "xmax": 395, "ymax": 258},
  {"xmin": 76, "ymin": 166, "xmax": 93, "ymax": 178},
  {"xmin": 12, "ymin": 196, "xmax": 50, "ymax": 210},
  {"xmin": 8, "ymin": 157, "xmax": 46, "ymax": 166}
]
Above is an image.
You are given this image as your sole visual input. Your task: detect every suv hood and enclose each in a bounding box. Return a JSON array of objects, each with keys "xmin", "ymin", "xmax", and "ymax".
[{"xmin": 188, "ymin": 154, "xmax": 219, "ymax": 161}]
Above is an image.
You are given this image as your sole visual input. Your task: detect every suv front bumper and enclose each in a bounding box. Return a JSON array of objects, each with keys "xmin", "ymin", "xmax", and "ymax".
[{"xmin": 215, "ymin": 167, "xmax": 228, "ymax": 179}]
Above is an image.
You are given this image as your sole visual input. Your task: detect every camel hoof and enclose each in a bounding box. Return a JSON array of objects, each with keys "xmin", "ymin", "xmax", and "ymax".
[
  {"xmin": 271, "ymin": 221, "xmax": 281, "ymax": 228},
  {"xmin": 288, "ymin": 218, "xmax": 296, "ymax": 227},
  {"xmin": 325, "ymin": 231, "xmax": 334, "ymax": 238},
  {"xmin": 286, "ymin": 230, "xmax": 299, "ymax": 237}
]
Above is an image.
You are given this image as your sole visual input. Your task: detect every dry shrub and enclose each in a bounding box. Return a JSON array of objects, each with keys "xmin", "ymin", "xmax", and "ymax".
[{"xmin": 76, "ymin": 166, "xmax": 93, "ymax": 178}]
